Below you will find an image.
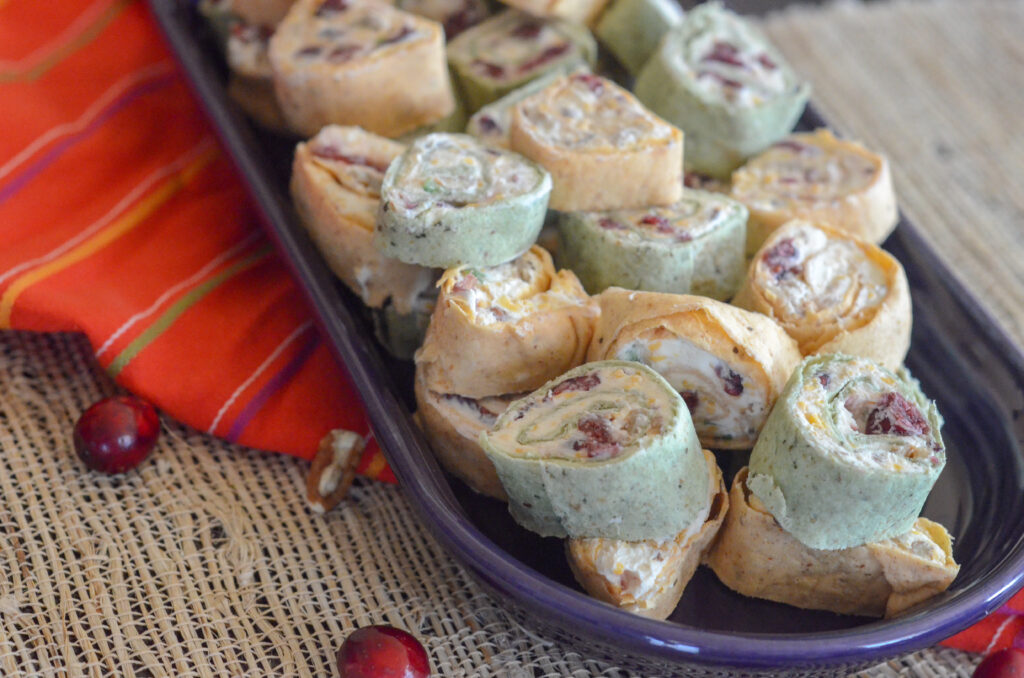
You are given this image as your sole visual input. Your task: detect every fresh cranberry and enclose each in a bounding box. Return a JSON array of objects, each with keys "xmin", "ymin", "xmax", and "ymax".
[
  {"xmin": 336, "ymin": 625, "xmax": 430, "ymax": 678},
  {"xmin": 73, "ymin": 395, "xmax": 159, "ymax": 474},
  {"xmin": 972, "ymin": 648, "xmax": 1024, "ymax": 678}
]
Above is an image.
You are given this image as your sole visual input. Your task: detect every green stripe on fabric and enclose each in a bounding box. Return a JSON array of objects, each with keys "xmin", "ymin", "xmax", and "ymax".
[
  {"xmin": 0, "ymin": 0, "xmax": 134, "ymax": 83},
  {"xmin": 106, "ymin": 244, "xmax": 273, "ymax": 378}
]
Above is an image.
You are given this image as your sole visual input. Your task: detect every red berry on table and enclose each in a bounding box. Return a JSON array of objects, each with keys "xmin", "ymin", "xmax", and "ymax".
[
  {"xmin": 973, "ymin": 648, "xmax": 1024, "ymax": 678},
  {"xmin": 337, "ymin": 625, "xmax": 430, "ymax": 678},
  {"xmin": 73, "ymin": 395, "xmax": 160, "ymax": 474}
]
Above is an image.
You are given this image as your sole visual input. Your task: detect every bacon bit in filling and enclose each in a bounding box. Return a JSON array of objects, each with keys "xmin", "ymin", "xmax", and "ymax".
[
  {"xmin": 310, "ymin": 146, "xmax": 390, "ymax": 173},
  {"xmin": 714, "ymin": 363, "xmax": 744, "ymax": 396},
  {"xmin": 681, "ymin": 390, "xmax": 699, "ymax": 413},
  {"xmin": 473, "ymin": 59, "xmax": 506, "ymax": 79},
  {"xmin": 451, "ymin": 273, "xmax": 478, "ymax": 293},
  {"xmin": 572, "ymin": 73, "xmax": 605, "ymax": 95},
  {"xmin": 573, "ymin": 414, "xmax": 621, "ymax": 459},
  {"xmin": 598, "ymin": 217, "xmax": 625, "ymax": 230},
  {"xmin": 549, "ymin": 373, "xmax": 601, "ymax": 398},
  {"xmin": 517, "ymin": 43, "xmax": 570, "ymax": 73},
  {"xmin": 441, "ymin": 393, "xmax": 498, "ymax": 425},
  {"xmin": 761, "ymin": 237, "xmax": 802, "ymax": 280},
  {"xmin": 510, "ymin": 20, "xmax": 542, "ymax": 39},
  {"xmin": 316, "ymin": 0, "xmax": 349, "ymax": 16},
  {"xmin": 864, "ymin": 392, "xmax": 930, "ymax": 437},
  {"xmin": 640, "ymin": 214, "xmax": 674, "ymax": 234}
]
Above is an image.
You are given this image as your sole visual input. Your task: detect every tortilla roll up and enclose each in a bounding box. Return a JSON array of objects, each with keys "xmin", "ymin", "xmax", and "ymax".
[
  {"xmin": 706, "ymin": 468, "xmax": 958, "ymax": 618},
  {"xmin": 415, "ymin": 246, "xmax": 598, "ymax": 398},
  {"xmin": 593, "ymin": 0, "xmax": 684, "ymax": 76},
  {"xmin": 588, "ymin": 289, "xmax": 800, "ymax": 450},
  {"xmin": 567, "ymin": 449, "xmax": 728, "ymax": 619},
  {"xmin": 747, "ymin": 354, "xmax": 946, "ymax": 551},
  {"xmin": 555, "ymin": 188, "xmax": 747, "ymax": 300},
  {"xmin": 376, "ymin": 133, "xmax": 552, "ymax": 269},
  {"xmin": 480, "ymin": 361, "xmax": 708, "ymax": 541},
  {"xmin": 731, "ymin": 129, "xmax": 898, "ymax": 253},
  {"xmin": 734, "ymin": 219, "xmax": 911, "ymax": 370}
]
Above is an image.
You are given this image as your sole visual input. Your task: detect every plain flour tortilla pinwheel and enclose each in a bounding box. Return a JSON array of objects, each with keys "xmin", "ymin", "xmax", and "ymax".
[
  {"xmin": 588, "ymin": 288, "xmax": 800, "ymax": 449},
  {"xmin": 415, "ymin": 245, "xmax": 598, "ymax": 398},
  {"xmin": 734, "ymin": 219, "xmax": 911, "ymax": 370},
  {"xmin": 566, "ymin": 449, "xmax": 727, "ymax": 619},
  {"xmin": 747, "ymin": 354, "xmax": 946, "ymax": 551},
  {"xmin": 480, "ymin": 360, "xmax": 708, "ymax": 541},
  {"xmin": 706, "ymin": 468, "xmax": 958, "ymax": 618}
]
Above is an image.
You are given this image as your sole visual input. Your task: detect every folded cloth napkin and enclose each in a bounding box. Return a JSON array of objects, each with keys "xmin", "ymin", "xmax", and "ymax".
[
  {"xmin": 0, "ymin": 0, "xmax": 392, "ymax": 482},
  {"xmin": 0, "ymin": 0, "xmax": 1016, "ymax": 655}
]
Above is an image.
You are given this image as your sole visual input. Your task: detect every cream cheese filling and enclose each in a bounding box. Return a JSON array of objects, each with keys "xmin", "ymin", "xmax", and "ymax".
[{"xmin": 617, "ymin": 335, "xmax": 767, "ymax": 445}]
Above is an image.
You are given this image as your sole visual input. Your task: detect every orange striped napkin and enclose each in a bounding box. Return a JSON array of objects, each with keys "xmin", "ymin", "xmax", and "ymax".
[{"xmin": 0, "ymin": 0, "xmax": 393, "ymax": 482}]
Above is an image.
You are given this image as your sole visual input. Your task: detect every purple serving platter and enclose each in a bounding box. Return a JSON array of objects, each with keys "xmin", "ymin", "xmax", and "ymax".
[{"xmin": 149, "ymin": 1, "xmax": 1024, "ymax": 674}]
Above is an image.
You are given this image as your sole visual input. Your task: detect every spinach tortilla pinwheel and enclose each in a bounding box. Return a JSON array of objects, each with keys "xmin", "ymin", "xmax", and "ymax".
[
  {"xmin": 566, "ymin": 449, "xmax": 727, "ymax": 619},
  {"xmin": 376, "ymin": 133, "xmax": 552, "ymax": 268},
  {"xmin": 747, "ymin": 354, "xmax": 946, "ymax": 551},
  {"xmin": 706, "ymin": 468, "xmax": 959, "ymax": 617},
  {"xmin": 480, "ymin": 360, "xmax": 708, "ymax": 541},
  {"xmin": 415, "ymin": 245, "xmax": 598, "ymax": 398},
  {"xmin": 555, "ymin": 188, "xmax": 747, "ymax": 300},
  {"xmin": 634, "ymin": 1, "xmax": 810, "ymax": 178},
  {"xmin": 588, "ymin": 288, "xmax": 801, "ymax": 450},
  {"xmin": 291, "ymin": 126, "xmax": 438, "ymax": 315},
  {"xmin": 731, "ymin": 129, "xmax": 899, "ymax": 253},
  {"xmin": 593, "ymin": 0, "xmax": 684, "ymax": 76},
  {"xmin": 447, "ymin": 9, "xmax": 597, "ymax": 113},
  {"xmin": 734, "ymin": 219, "xmax": 911, "ymax": 370}
]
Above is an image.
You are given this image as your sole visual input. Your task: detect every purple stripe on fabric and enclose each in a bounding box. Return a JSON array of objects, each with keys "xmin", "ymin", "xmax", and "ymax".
[
  {"xmin": 0, "ymin": 72, "xmax": 177, "ymax": 206},
  {"xmin": 225, "ymin": 329, "xmax": 321, "ymax": 443}
]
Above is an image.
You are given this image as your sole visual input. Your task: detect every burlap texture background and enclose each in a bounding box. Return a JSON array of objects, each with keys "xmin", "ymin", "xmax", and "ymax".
[{"xmin": 2, "ymin": 0, "xmax": 1020, "ymax": 674}]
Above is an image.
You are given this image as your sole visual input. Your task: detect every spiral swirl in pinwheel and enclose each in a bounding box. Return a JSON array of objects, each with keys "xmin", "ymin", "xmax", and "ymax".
[
  {"xmin": 415, "ymin": 245, "xmax": 598, "ymax": 398},
  {"xmin": 634, "ymin": 1, "xmax": 810, "ymax": 178},
  {"xmin": 587, "ymin": 288, "xmax": 801, "ymax": 450},
  {"xmin": 376, "ymin": 133, "xmax": 552, "ymax": 268},
  {"xmin": 731, "ymin": 129, "xmax": 898, "ymax": 253},
  {"xmin": 733, "ymin": 219, "xmax": 911, "ymax": 370},
  {"xmin": 556, "ymin": 188, "xmax": 747, "ymax": 300},
  {"xmin": 707, "ymin": 468, "xmax": 959, "ymax": 617},
  {"xmin": 566, "ymin": 449, "xmax": 728, "ymax": 619},
  {"xmin": 747, "ymin": 354, "xmax": 946, "ymax": 551},
  {"xmin": 480, "ymin": 361, "xmax": 708, "ymax": 541}
]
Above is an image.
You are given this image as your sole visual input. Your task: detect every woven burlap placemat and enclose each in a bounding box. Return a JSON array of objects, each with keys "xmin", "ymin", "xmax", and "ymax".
[{"xmin": 3, "ymin": 0, "xmax": 1020, "ymax": 675}]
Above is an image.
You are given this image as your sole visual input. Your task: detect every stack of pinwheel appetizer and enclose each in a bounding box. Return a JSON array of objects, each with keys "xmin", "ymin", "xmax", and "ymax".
[{"xmin": 201, "ymin": 0, "xmax": 959, "ymax": 621}]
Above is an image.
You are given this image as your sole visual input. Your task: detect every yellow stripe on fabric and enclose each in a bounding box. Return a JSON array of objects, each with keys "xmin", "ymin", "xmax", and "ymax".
[
  {"xmin": 363, "ymin": 451, "xmax": 388, "ymax": 481},
  {"xmin": 0, "ymin": 145, "xmax": 217, "ymax": 328},
  {"xmin": 0, "ymin": 0, "xmax": 133, "ymax": 83},
  {"xmin": 105, "ymin": 244, "xmax": 274, "ymax": 378}
]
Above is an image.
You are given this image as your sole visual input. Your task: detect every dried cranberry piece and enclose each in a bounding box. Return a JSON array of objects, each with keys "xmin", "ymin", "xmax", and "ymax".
[
  {"xmin": 817, "ymin": 373, "xmax": 831, "ymax": 388},
  {"xmin": 572, "ymin": 73, "xmax": 605, "ymax": 94},
  {"xmin": 702, "ymin": 41, "xmax": 745, "ymax": 68},
  {"xmin": 475, "ymin": 115, "xmax": 500, "ymax": 134},
  {"xmin": 714, "ymin": 364, "xmax": 744, "ymax": 397},
  {"xmin": 316, "ymin": 0, "xmax": 349, "ymax": 16},
  {"xmin": 640, "ymin": 214, "xmax": 674, "ymax": 234},
  {"xmin": 473, "ymin": 59, "xmax": 506, "ymax": 79},
  {"xmin": 573, "ymin": 414, "xmax": 621, "ymax": 458},
  {"xmin": 327, "ymin": 44, "xmax": 362, "ymax": 62},
  {"xmin": 450, "ymin": 273, "xmax": 478, "ymax": 293},
  {"xmin": 510, "ymin": 21, "xmax": 542, "ymax": 39},
  {"xmin": 598, "ymin": 217, "xmax": 625, "ymax": 230},
  {"xmin": 773, "ymin": 139, "xmax": 811, "ymax": 154},
  {"xmin": 681, "ymin": 390, "xmax": 699, "ymax": 413},
  {"xmin": 517, "ymin": 43, "xmax": 570, "ymax": 73},
  {"xmin": 757, "ymin": 53, "xmax": 777, "ymax": 70},
  {"xmin": 551, "ymin": 373, "xmax": 600, "ymax": 396},
  {"xmin": 295, "ymin": 45, "xmax": 323, "ymax": 58},
  {"xmin": 336, "ymin": 625, "xmax": 430, "ymax": 678},
  {"xmin": 698, "ymin": 70, "xmax": 743, "ymax": 89},
  {"xmin": 864, "ymin": 392, "xmax": 930, "ymax": 437},
  {"xmin": 379, "ymin": 25, "xmax": 414, "ymax": 46},
  {"xmin": 761, "ymin": 238, "xmax": 801, "ymax": 280}
]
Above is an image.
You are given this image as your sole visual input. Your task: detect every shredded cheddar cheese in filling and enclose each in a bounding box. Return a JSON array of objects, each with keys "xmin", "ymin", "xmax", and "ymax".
[
  {"xmin": 756, "ymin": 223, "xmax": 888, "ymax": 326},
  {"xmin": 517, "ymin": 74, "xmax": 677, "ymax": 152}
]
